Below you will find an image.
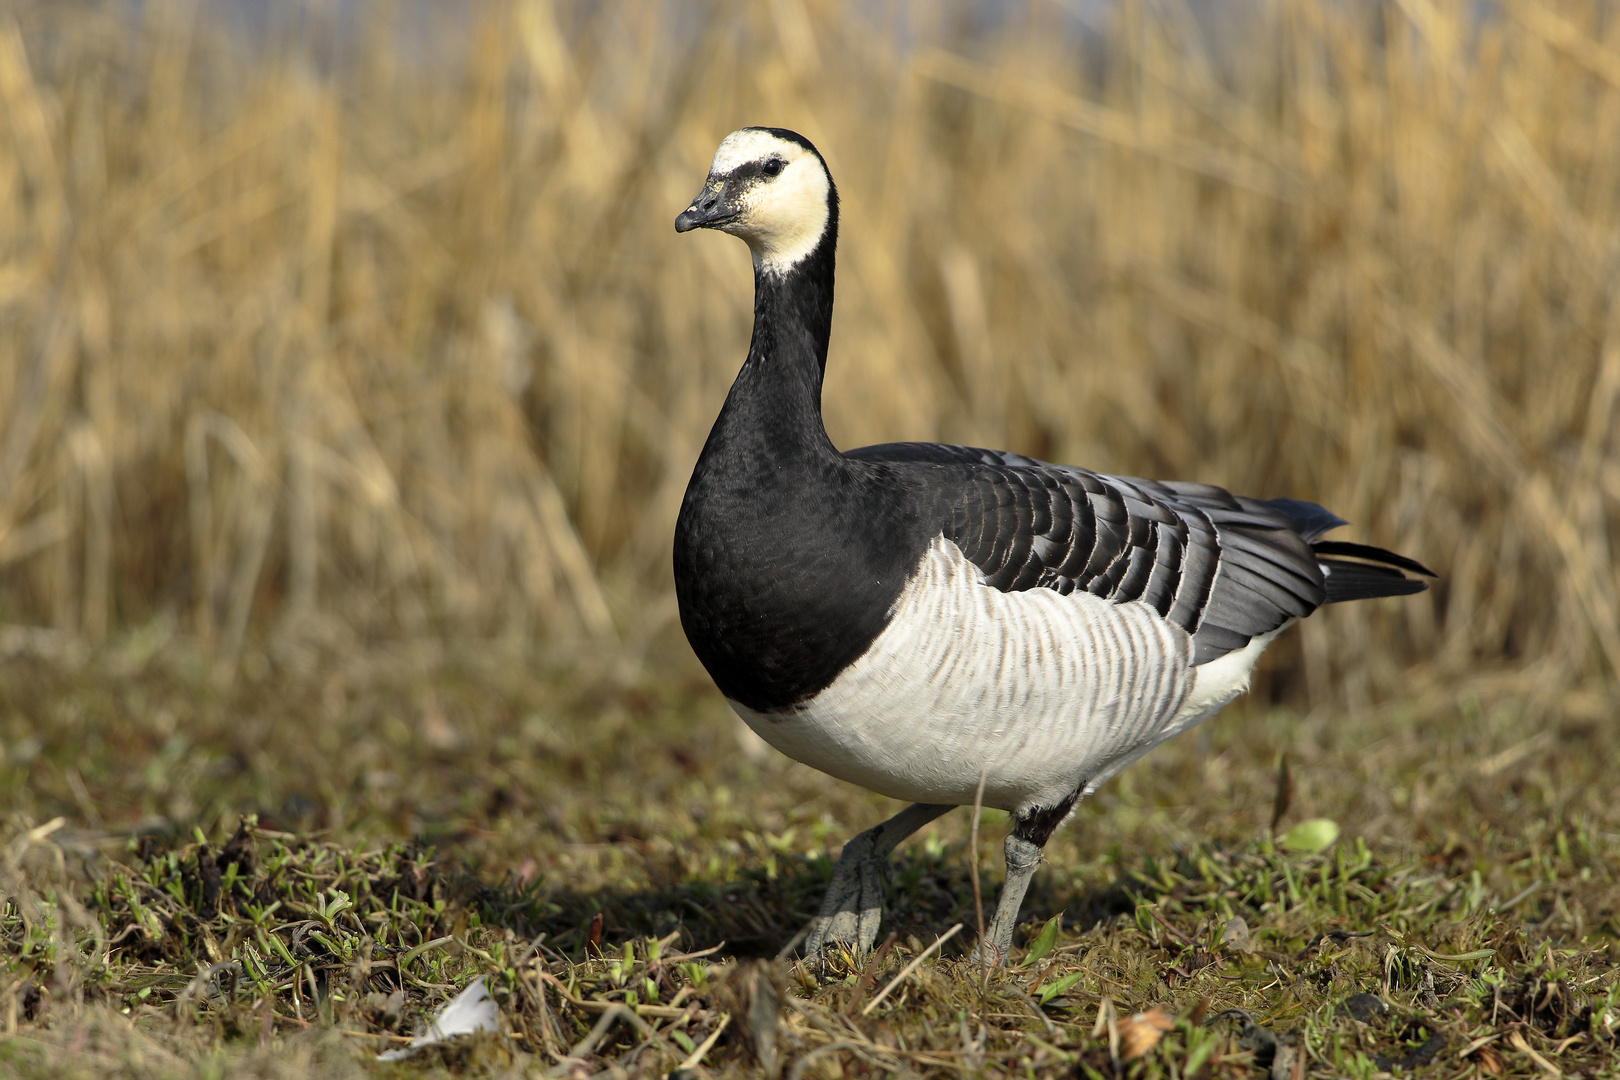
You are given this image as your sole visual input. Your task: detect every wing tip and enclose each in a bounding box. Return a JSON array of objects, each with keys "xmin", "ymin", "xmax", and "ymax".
[
  {"xmin": 1319, "ymin": 557, "xmax": 1431, "ymax": 603},
  {"xmin": 1312, "ymin": 539, "xmax": 1436, "ymax": 579}
]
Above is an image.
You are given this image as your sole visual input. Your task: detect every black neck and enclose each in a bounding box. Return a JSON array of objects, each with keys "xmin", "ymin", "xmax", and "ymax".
[
  {"xmin": 754, "ymin": 221, "xmax": 838, "ymax": 373},
  {"xmin": 705, "ymin": 205, "xmax": 840, "ymax": 464}
]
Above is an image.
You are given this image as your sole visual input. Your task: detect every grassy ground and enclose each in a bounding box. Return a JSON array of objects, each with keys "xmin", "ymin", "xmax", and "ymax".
[
  {"xmin": 1, "ymin": 639, "xmax": 1616, "ymax": 1078},
  {"xmin": 4, "ymin": 0, "xmax": 1620, "ymax": 1075}
]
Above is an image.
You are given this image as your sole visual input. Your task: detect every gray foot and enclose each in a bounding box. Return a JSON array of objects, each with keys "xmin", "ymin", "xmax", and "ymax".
[
  {"xmin": 803, "ymin": 803, "xmax": 951, "ymax": 956},
  {"xmin": 968, "ymin": 833, "xmax": 1043, "ymax": 968}
]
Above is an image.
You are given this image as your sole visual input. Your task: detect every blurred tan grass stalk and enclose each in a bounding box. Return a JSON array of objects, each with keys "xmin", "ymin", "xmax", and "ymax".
[{"xmin": 0, "ymin": 0, "xmax": 1616, "ymax": 711}]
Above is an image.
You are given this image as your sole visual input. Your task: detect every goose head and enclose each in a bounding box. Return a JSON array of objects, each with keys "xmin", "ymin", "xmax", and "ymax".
[{"xmin": 676, "ymin": 127, "xmax": 836, "ymax": 276}]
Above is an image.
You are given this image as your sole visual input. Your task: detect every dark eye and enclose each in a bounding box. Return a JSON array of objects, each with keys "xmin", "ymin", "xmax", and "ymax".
[{"xmin": 762, "ymin": 159, "xmax": 785, "ymax": 177}]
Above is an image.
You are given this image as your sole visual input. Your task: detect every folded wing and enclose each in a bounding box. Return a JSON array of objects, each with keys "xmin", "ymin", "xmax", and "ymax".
[{"xmin": 847, "ymin": 442, "xmax": 1430, "ymax": 665}]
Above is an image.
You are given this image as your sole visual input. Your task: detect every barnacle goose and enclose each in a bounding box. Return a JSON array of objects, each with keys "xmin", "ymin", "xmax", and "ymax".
[{"xmin": 673, "ymin": 127, "xmax": 1433, "ymax": 966}]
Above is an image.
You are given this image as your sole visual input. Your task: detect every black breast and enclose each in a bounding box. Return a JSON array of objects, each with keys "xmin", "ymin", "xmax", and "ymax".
[{"xmin": 674, "ymin": 455, "xmax": 929, "ymax": 713}]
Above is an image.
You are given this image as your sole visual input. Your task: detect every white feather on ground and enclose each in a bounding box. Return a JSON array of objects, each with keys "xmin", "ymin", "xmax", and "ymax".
[{"xmin": 377, "ymin": 976, "xmax": 500, "ymax": 1061}]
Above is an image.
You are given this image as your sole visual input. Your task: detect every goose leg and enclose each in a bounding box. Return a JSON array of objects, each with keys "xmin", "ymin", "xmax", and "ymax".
[
  {"xmin": 804, "ymin": 802, "xmax": 952, "ymax": 955},
  {"xmin": 970, "ymin": 794, "xmax": 1078, "ymax": 967}
]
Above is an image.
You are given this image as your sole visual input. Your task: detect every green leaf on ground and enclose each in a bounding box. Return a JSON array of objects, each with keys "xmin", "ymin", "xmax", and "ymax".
[
  {"xmin": 1022, "ymin": 913, "xmax": 1063, "ymax": 967},
  {"xmin": 1282, "ymin": 818, "xmax": 1340, "ymax": 854}
]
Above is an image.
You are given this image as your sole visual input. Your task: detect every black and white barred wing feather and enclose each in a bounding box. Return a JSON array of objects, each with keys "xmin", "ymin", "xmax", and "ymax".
[{"xmin": 851, "ymin": 442, "xmax": 1431, "ymax": 665}]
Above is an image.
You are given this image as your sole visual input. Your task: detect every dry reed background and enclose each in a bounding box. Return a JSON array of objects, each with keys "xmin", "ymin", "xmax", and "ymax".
[
  {"xmin": 0, "ymin": 0, "xmax": 1617, "ymax": 713},
  {"xmin": 7, "ymin": 5, "xmax": 1620, "ymax": 1074}
]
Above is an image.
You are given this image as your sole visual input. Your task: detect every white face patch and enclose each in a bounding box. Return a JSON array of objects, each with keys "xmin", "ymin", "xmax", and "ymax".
[
  {"xmin": 706, "ymin": 129, "xmax": 831, "ymax": 276},
  {"xmin": 709, "ymin": 128, "xmax": 794, "ymax": 174}
]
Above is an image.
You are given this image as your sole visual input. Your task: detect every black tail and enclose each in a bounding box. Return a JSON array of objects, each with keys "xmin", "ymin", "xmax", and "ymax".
[{"xmin": 1260, "ymin": 497, "xmax": 1436, "ymax": 604}]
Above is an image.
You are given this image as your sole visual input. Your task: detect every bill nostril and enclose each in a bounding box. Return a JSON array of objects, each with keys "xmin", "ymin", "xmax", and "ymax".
[{"xmin": 702, "ymin": 197, "xmax": 716, "ymax": 210}]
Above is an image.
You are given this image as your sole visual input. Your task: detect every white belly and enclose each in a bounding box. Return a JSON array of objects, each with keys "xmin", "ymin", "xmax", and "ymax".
[{"xmin": 730, "ymin": 536, "xmax": 1273, "ymax": 814}]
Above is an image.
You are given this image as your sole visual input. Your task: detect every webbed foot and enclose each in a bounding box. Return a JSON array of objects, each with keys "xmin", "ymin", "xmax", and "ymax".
[{"xmin": 802, "ymin": 803, "xmax": 951, "ymax": 956}]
